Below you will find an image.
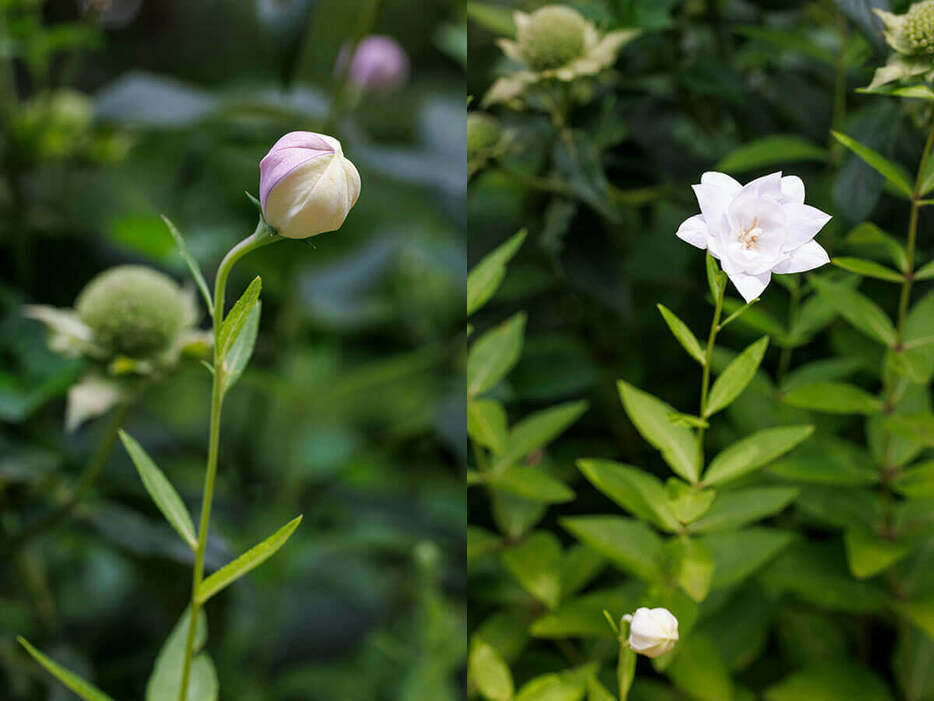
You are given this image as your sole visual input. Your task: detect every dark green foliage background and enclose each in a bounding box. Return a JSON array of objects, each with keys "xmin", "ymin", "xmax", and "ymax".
[
  {"xmin": 0, "ymin": 0, "xmax": 466, "ymax": 698},
  {"xmin": 469, "ymin": 0, "xmax": 934, "ymax": 699}
]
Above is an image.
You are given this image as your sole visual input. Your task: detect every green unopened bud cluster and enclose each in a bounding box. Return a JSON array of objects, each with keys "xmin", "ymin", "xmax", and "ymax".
[
  {"xmin": 76, "ymin": 266, "xmax": 190, "ymax": 358},
  {"xmin": 904, "ymin": 0, "xmax": 934, "ymax": 54},
  {"xmin": 516, "ymin": 5, "xmax": 588, "ymax": 70}
]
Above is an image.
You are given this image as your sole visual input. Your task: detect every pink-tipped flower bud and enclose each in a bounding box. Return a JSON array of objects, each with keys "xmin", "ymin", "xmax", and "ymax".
[
  {"xmin": 338, "ymin": 35, "xmax": 409, "ymax": 92},
  {"xmin": 259, "ymin": 131, "xmax": 361, "ymax": 239}
]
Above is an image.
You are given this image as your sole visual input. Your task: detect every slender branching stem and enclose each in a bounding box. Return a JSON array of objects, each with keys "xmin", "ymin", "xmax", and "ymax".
[
  {"xmin": 696, "ymin": 283, "xmax": 725, "ymax": 472},
  {"xmin": 177, "ymin": 220, "xmax": 278, "ymax": 701}
]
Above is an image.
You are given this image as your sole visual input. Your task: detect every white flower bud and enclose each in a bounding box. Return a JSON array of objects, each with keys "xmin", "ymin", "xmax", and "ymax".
[
  {"xmin": 259, "ymin": 131, "xmax": 361, "ymax": 239},
  {"xmin": 623, "ymin": 607, "xmax": 679, "ymax": 658}
]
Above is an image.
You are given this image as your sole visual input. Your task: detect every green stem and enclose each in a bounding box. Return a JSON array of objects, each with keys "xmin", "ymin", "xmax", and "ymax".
[
  {"xmin": 777, "ymin": 278, "xmax": 801, "ymax": 384},
  {"xmin": 177, "ymin": 220, "xmax": 278, "ymax": 701},
  {"xmin": 696, "ymin": 284, "xmax": 725, "ymax": 471},
  {"xmin": 4, "ymin": 402, "xmax": 131, "ymax": 554}
]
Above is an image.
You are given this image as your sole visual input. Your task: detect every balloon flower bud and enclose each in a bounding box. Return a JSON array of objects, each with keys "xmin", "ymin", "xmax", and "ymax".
[
  {"xmin": 76, "ymin": 265, "xmax": 189, "ymax": 358},
  {"xmin": 338, "ymin": 35, "xmax": 409, "ymax": 92},
  {"xmin": 904, "ymin": 1, "xmax": 934, "ymax": 54},
  {"xmin": 623, "ymin": 607, "xmax": 679, "ymax": 658},
  {"xmin": 517, "ymin": 5, "xmax": 588, "ymax": 70},
  {"xmin": 259, "ymin": 131, "xmax": 361, "ymax": 239}
]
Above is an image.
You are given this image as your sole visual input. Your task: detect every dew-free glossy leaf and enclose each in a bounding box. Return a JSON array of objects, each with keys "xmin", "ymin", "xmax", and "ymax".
[
  {"xmin": 491, "ymin": 400, "xmax": 587, "ymax": 472},
  {"xmin": 119, "ymin": 430, "xmax": 197, "ymax": 549},
  {"xmin": 812, "ymin": 277, "xmax": 897, "ymax": 346},
  {"xmin": 163, "ymin": 215, "xmax": 213, "ymax": 316},
  {"xmin": 844, "ymin": 528, "xmax": 914, "ymax": 579},
  {"xmin": 716, "ymin": 134, "xmax": 826, "ymax": 173},
  {"xmin": 561, "ymin": 516, "xmax": 662, "ymax": 582},
  {"xmin": 18, "ymin": 637, "xmax": 115, "ymax": 701},
  {"xmin": 469, "ymin": 637, "xmax": 514, "ymax": 701},
  {"xmin": 467, "ymin": 312, "xmax": 526, "ymax": 398},
  {"xmin": 467, "ymin": 230, "xmax": 526, "ymax": 316},
  {"xmin": 196, "ymin": 515, "xmax": 302, "ymax": 603},
  {"xmin": 218, "ymin": 276, "xmax": 261, "ymax": 357},
  {"xmin": 488, "ymin": 466, "xmax": 575, "ymax": 503},
  {"xmin": 832, "ymin": 257, "xmax": 904, "ymax": 282},
  {"xmin": 467, "ymin": 398, "xmax": 508, "ymax": 454},
  {"xmin": 832, "ymin": 130, "xmax": 913, "ymax": 197},
  {"xmin": 576, "ymin": 459, "xmax": 680, "ymax": 531},
  {"xmin": 222, "ymin": 301, "xmax": 260, "ymax": 394},
  {"xmin": 764, "ymin": 661, "xmax": 894, "ymax": 701},
  {"xmin": 501, "ymin": 532, "xmax": 563, "ymax": 609},
  {"xmin": 657, "ymin": 304, "xmax": 705, "ymax": 364},
  {"xmin": 705, "ymin": 336, "xmax": 769, "ymax": 417},
  {"xmin": 704, "ymin": 425, "xmax": 814, "ymax": 486},
  {"xmin": 688, "ymin": 487, "xmax": 799, "ymax": 533},
  {"xmin": 783, "ymin": 381, "xmax": 883, "ymax": 414},
  {"xmin": 618, "ymin": 381, "xmax": 698, "ymax": 482},
  {"xmin": 146, "ymin": 608, "xmax": 217, "ymax": 701}
]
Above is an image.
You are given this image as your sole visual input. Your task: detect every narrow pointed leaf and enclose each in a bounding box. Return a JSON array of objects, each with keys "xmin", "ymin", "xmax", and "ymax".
[
  {"xmin": 704, "ymin": 425, "xmax": 815, "ymax": 486},
  {"xmin": 658, "ymin": 304, "xmax": 705, "ymax": 364},
  {"xmin": 915, "ymin": 259, "xmax": 934, "ymax": 281},
  {"xmin": 490, "ymin": 400, "xmax": 587, "ymax": 472},
  {"xmin": 811, "ymin": 277, "xmax": 897, "ymax": 347},
  {"xmin": 162, "ymin": 215, "xmax": 213, "ymax": 316},
  {"xmin": 196, "ymin": 515, "xmax": 302, "ymax": 603},
  {"xmin": 705, "ymin": 337, "xmax": 769, "ymax": 417},
  {"xmin": 469, "ymin": 636, "xmax": 514, "ymax": 701},
  {"xmin": 467, "ymin": 312, "xmax": 526, "ymax": 398},
  {"xmin": 18, "ymin": 637, "xmax": 115, "ymax": 701},
  {"xmin": 218, "ymin": 276, "xmax": 261, "ymax": 357},
  {"xmin": 618, "ymin": 381, "xmax": 698, "ymax": 482},
  {"xmin": 146, "ymin": 608, "xmax": 217, "ymax": 701},
  {"xmin": 783, "ymin": 381, "xmax": 884, "ymax": 415},
  {"xmin": 688, "ymin": 486, "xmax": 799, "ymax": 533},
  {"xmin": 467, "ymin": 398, "xmax": 508, "ymax": 454},
  {"xmin": 222, "ymin": 301, "xmax": 260, "ymax": 394},
  {"xmin": 119, "ymin": 431, "xmax": 197, "ymax": 549},
  {"xmin": 832, "ymin": 257, "xmax": 904, "ymax": 282},
  {"xmin": 467, "ymin": 230, "xmax": 526, "ymax": 316},
  {"xmin": 831, "ymin": 130, "xmax": 913, "ymax": 197}
]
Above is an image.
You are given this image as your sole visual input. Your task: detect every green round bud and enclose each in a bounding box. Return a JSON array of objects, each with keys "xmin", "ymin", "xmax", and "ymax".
[
  {"xmin": 517, "ymin": 5, "xmax": 588, "ymax": 70},
  {"xmin": 467, "ymin": 112, "xmax": 502, "ymax": 159},
  {"xmin": 76, "ymin": 265, "xmax": 188, "ymax": 358},
  {"xmin": 905, "ymin": 0, "xmax": 934, "ymax": 55}
]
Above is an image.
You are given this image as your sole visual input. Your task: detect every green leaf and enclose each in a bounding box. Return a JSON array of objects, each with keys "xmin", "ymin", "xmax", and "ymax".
[
  {"xmin": 668, "ymin": 634, "xmax": 733, "ymax": 701},
  {"xmin": 688, "ymin": 487, "xmax": 799, "ymax": 533},
  {"xmin": 733, "ymin": 26, "xmax": 835, "ymax": 63},
  {"xmin": 146, "ymin": 608, "xmax": 217, "ymax": 701},
  {"xmin": 467, "ymin": 312, "xmax": 526, "ymax": 398},
  {"xmin": 721, "ymin": 297, "xmax": 786, "ymax": 339},
  {"xmin": 844, "ymin": 528, "xmax": 914, "ymax": 579},
  {"xmin": 845, "ymin": 222, "xmax": 909, "ymax": 272},
  {"xmin": 705, "ymin": 337, "xmax": 769, "ymax": 417},
  {"xmin": 467, "ymin": 398, "xmax": 508, "ymax": 454},
  {"xmin": 469, "ymin": 637, "xmax": 514, "ymax": 701},
  {"xmin": 530, "ymin": 584, "xmax": 642, "ymax": 638},
  {"xmin": 222, "ymin": 301, "xmax": 260, "ymax": 394},
  {"xmin": 515, "ymin": 665, "xmax": 592, "ymax": 701},
  {"xmin": 783, "ymin": 381, "xmax": 883, "ymax": 414},
  {"xmin": 764, "ymin": 662, "xmax": 894, "ymax": 701},
  {"xmin": 467, "ymin": 230, "xmax": 526, "ymax": 316},
  {"xmin": 703, "ymin": 425, "xmax": 814, "ymax": 486},
  {"xmin": 894, "ymin": 596, "xmax": 934, "ymax": 640},
  {"xmin": 468, "ymin": 526, "xmax": 502, "ymax": 561},
  {"xmin": 706, "ymin": 252, "xmax": 726, "ymax": 300},
  {"xmin": 657, "ymin": 304, "xmax": 705, "ymax": 364},
  {"xmin": 666, "ymin": 479, "xmax": 716, "ymax": 523},
  {"xmin": 832, "ymin": 257, "xmax": 904, "ymax": 282},
  {"xmin": 467, "ymin": 1, "xmax": 516, "ymax": 37},
  {"xmin": 501, "ymin": 532, "xmax": 563, "ymax": 609},
  {"xmin": 196, "ymin": 515, "xmax": 302, "ymax": 603},
  {"xmin": 488, "ymin": 466, "xmax": 575, "ymax": 503},
  {"xmin": 915, "ymin": 258, "xmax": 934, "ymax": 280},
  {"xmin": 716, "ymin": 134, "xmax": 826, "ymax": 173},
  {"xmin": 781, "ymin": 357, "xmax": 865, "ymax": 394},
  {"xmin": 719, "ymin": 297, "xmax": 761, "ymax": 330},
  {"xmin": 705, "ymin": 528, "xmax": 792, "ymax": 590},
  {"xmin": 162, "ymin": 215, "xmax": 213, "ymax": 316},
  {"xmin": 491, "ymin": 400, "xmax": 587, "ymax": 472},
  {"xmin": 812, "ymin": 277, "xmax": 897, "ymax": 347},
  {"xmin": 769, "ymin": 435, "xmax": 878, "ymax": 486},
  {"xmin": 886, "ymin": 413, "xmax": 934, "ymax": 447},
  {"xmin": 618, "ymin": 381, "xmax": 698, "ymax": 483},
  {"xmin": 18, "ymin": 637, "xmax": 115, "ymax": 701},
  {"xmin": 561, "ymin": 516, "xmax": 662, "ymax": 582},
  {"xmin": 218, "ymin": 276, "xmax": 261, "ymax": 358},
  {"xmin": 894, "ymin": 460, "xmax": 934, "ymax": 498},
  {"xmin": 119, "ymin": 430, "xmax": 197, "ymax": 550},
  {"xmin": 832, "ymin": 130, "xmax": 913, "ymax": 197},
  {"xmin": 672, "ymin": 537, "xmax": 715, "ymax": 602},
  {"xmin": 576, "ymin": 459, "xmax": 680, "ymax": 532}
]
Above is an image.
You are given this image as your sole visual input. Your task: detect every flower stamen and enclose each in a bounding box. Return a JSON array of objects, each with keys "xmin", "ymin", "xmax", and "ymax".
[{"xmin": 737, "ymin": 217, "xmax": 762, "ymax": 250}]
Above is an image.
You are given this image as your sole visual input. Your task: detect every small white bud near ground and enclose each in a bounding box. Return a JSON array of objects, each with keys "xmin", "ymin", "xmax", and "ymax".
[
  {"xmin": 259, "ymin": 131, "xmax": 361, "ymax": 239},
  {"xmin": 623, "ymin": 607, "xmax": 679, "ymax": 658}
]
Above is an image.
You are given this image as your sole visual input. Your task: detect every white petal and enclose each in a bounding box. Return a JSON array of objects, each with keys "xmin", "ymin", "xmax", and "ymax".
[
  {"xmin": 783, "ymin": 203, "xmax": 831, "ymax": 249},
  {"xmin": 700, "ymin": 171, "xmax": 742, "ymax": 194},
  {"xmin": 772, "ymin": 240, "xmax": 830, "ymax": 274},
  {"xmin": 742, "ymin": 171, "xmax": 782, "ymax": 199},
  {"xmin": 676, "ymin": 214, "xmax": 709, "ymax": 249},
  {"xmin": 780, "ymin": 175, "xmax": 805, "ymax": 204},
  {"xmin": 691, "ymin": 184, "xmax": 734, "ymax": 236},
  {"xmin": 726, "ymin": 269, "xmax": 771, "ymax": 302}
]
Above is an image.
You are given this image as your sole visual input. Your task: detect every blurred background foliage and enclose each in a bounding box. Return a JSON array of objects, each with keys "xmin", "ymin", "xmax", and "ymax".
[
  {"xmin": 468, "ymin": 0, "xmax": 934, "ymax": 699},
  {"xmin": 0, "ymin": 0, "xmax": 466, "ymax": 698}
]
